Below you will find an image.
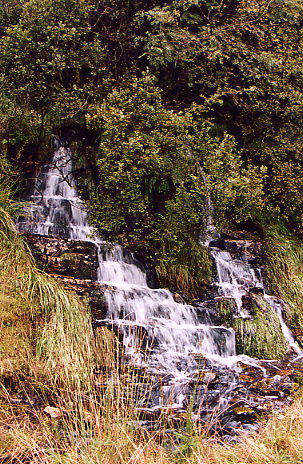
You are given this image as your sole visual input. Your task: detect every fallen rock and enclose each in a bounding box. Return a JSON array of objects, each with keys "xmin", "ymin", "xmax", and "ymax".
[{"xmin": 44, "ymin": 406, "xmax": 62, "ymax": 418}]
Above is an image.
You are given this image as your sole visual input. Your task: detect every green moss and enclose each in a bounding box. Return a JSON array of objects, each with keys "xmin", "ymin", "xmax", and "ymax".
[
  {"xmin": 233, "ymin": 295, "xmax": 288, "ymax": 359},
  {"xmin": 216, "ymin": 299, "xmax": 235, "ymax": 326},
  {"xmin": 262, "ymin": 223, "xmax": 303, "ymax": 334}
]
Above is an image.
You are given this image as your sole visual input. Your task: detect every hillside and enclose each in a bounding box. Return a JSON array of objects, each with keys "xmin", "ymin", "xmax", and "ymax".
[{"xmin": 1, "ymin": 1, "xmax": 303, "ymax": 462}]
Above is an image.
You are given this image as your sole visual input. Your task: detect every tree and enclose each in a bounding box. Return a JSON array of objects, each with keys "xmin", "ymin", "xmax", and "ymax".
[
  {"xmin": 0, "ymin": 0, "xmax": 106, "ymax": 155},
  {"xmin": 85, "ymin": 73, "xmax": 264, "ymax": 294}
]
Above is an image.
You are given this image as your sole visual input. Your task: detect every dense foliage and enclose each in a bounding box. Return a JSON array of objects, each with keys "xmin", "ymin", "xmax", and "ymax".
[{"xmin": 0, "ymin": 0, "xmax": 302, "ymax": 289}]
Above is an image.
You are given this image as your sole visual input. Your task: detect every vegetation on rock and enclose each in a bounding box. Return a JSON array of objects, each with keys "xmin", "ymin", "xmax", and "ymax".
[{"xmin": 233, "ymin": 294, "xmax": 288, "ymax": 359}]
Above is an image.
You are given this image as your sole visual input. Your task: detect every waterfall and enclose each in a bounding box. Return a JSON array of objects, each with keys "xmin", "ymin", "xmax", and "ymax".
[
  {"xmin": 18, "ymin": 146, "xmax": 236, "ymax": 378},
  {"xmin": 18, "ymin": 145, "xmax": 92, "ymax": 240},
  {"xmin": 211, "ymin": 247, "xmax": 301, "ymax": 354},
  {"xmin": 211, "ymin": 248, "xmax": 261, "ymax": 318},
  {"xmin": 18, "ymin": 144, "xmax": 301, "ymax": 416}
]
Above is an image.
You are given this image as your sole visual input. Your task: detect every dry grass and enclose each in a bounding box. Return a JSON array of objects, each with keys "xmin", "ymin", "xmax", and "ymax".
[
  {"xmin": 193, "ymin": 397, "xmax": 303, "ymax": 464},
  {"xmin": 1, "ymin": 380, "xmax": 303, "ymax": 464}
]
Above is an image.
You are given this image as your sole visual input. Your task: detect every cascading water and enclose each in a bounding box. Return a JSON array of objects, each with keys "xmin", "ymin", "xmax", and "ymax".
[
  {"xmin": 211, "ymin": 246, "xmax": 301, "ymax": 354},
  {"xmin": 18, "ymin": 143, "xmax": 92, "ymax": 240},
  {"xmin": 211, "ymin": 248, "xmax": 261, "ymax": 318},
  {"xmin": 18, "ymin": 146, "xmax": 236, "ymax": 374},
  {"xmin": 18, "ymin": 144, "xmax": 301, "ymax": 423}
]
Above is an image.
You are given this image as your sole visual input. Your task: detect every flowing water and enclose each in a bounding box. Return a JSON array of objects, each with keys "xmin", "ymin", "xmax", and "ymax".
[
  {"xmin": 18, "ymin": 144, "xmax": 301, "ymax": 417},
  {"xmin": 18, "ymin": 145, "xmax": 92, "ymax": 240}
]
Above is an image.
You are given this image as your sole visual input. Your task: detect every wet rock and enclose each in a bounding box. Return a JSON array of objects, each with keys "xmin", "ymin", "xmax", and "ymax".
[
  {"xmin": 232, "ymin": 406, "xmax": 255, "ymax": 417},
  {"xmin": 293, "ymin": 328, "xmax": 303, "ymax": 344},
  {"xmin": 173, "ymin": 292, "xmax": 185, "ymax": 304},
  {"xmin": 25, "ymin": 234, "xmax": 99, "ymax": 280},
  {"xmin": 238, "ymin": 374, "xmax": 255, "ymax": 383},
  {"xmin": 224, "ymin": 239, "xmax": 262, "ymax": 265},
  {"xmin": 23, "ymin": 234, "xmax": 113, "ymax": 320},
  {"xmin": 210, "ymin": 235, "xmax": 262, "ymax": 265},
  {"xmin": 22, "ymin": 233, "xmax": 303, "ymax": 438},
  {"xmin": 198, "ymin": 372, "xmax": 217, "ymax": 384}
]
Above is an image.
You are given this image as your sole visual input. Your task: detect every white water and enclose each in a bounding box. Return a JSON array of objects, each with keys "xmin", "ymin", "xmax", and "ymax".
[
  {"xmin": 18, "ymin": 146, "xmax": 93, "ymax": 240},
  {"xmin": 264, "ymin": 295, "xmax": 301, "ymax": 354},
  {"xmin": 211, "ymin": 248, "xmax": 261, "ymax": 318},
  {"xmin": 97, "ymin": 244, "xmax": 236, "ymax": 375},
  {"xmin": 212, "ymin": 247, "xmax": 301, "ymax": 355}
]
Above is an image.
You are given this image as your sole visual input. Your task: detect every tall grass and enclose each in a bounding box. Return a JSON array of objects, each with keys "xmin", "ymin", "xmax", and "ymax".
[
  {"xmin": 2, "ymin": 379, "xmax": 303, "ymax": 464},
  {"xmin": 263, "ymin": 222, "xmax": 303, "ymax": 331},
  {"xmin": 0, "ymin": 186, "xmax": 94, "ymax": 389}
]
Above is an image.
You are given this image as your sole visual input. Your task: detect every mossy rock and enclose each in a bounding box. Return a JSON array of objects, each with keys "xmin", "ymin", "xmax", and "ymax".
[
  {"xmin": 233, "ymin": 295, "xmax": 288, "ymax": 359},
  {"xmin": 215, "ymin": 298, "xmax": 236, "ymax": 326}
]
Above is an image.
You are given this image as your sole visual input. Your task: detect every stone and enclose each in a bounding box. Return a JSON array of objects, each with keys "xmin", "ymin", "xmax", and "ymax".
[
  {"xmin": 173, "ymin": 293, "xmax": 185, "ymax": 304},
  {"xmin": 25, "ymin": 234, "xmax": 99, "ymax": 280},
  {"xmin": 24, "ymin": 234, "xmax": 110, "ymax": 320},
  {"xmin": 239, "ymin": 374, "xmax": 255, "ymax": 383},
  {"xmin": 198, "ymin": 372, "xmax": 217, "ymax": 384},
  {"xmin": 44, "ymin": 406, "xmax": 62, "ymax": 418},
  {"xmin": 223, "ymin": 239, "xmax": 262, "ymax": 265},
  {"xmin": 232, "ymin": 406, "xmax": 254, "ymax": 416}
]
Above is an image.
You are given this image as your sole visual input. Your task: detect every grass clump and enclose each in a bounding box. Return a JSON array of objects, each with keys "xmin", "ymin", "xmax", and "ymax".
[
  {"xmin": 0, "ymin": 185, "xmax": 94, "ymax": 389},
  {"xmin": 233, "ymin": 294, "xmax": 288, "ymax": 359},
  {"xmin": 156, "ymin": 242, "xmax": 212, "ymax": 298},
  {"xmin": 263, "ymin": 221, "xmax": 303, "ymax": 334}
]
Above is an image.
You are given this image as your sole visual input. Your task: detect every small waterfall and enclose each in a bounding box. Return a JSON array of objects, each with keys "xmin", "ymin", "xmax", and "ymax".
[
  {"xmin": 18, "ymin": 144, "xmax": 301, "ymax": 418},
  {"xmin": 264, "ymin": 295, "xmax": 301, "ymax": 354},
  {"xmin": 18, "ymin": 146, "xmax": 236, "ymax": 379},
  {"xmin": 96, "ymin": 234, "xmax": 236, "ymax": 376},
  {"xmin": 211, "ymin": 248, "xmax": 261, "ymax": 318},
  {"xmin": 211, "ymin": 246, "xmax": 301, "ymax": 354},
  {"xmin": 18, "ymin": 145, "xmax": 92, "ymax": 240}
]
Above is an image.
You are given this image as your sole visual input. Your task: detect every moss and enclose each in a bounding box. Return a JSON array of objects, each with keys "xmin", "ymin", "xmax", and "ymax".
[
  {"xmin": 262, "ymin": 224, "xmax": 303, "ymax": 334},
  {"xmin": 216, "ymin": 299, "xmax": 235, "ymax": 326},
  {"xmin": 233, "ymin": 295, "xmax": 288, "ymax": 359}
]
